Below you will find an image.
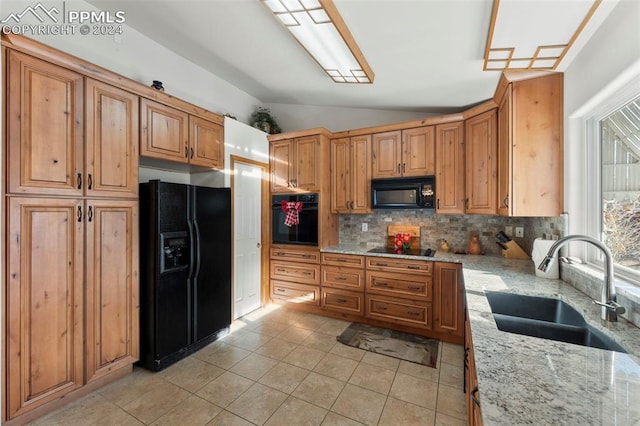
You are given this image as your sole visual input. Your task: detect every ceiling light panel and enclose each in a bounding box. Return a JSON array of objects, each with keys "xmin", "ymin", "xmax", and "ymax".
[
  {"xmin": 484, "ymin": 0, "xmax": 602, "ymax": 71},
  {"xmin": 262, "ymin": 0, "xmax": 374, "ymax": 83}
]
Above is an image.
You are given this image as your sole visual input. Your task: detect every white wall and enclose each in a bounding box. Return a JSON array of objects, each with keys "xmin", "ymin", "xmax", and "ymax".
[
  {"xmin": 1, "ymin": 0, "xmax": 261, "ymax": 123},
  {"xmin": 563, "ymin": 0, "xmax": 640, "ymax": 258},
  {"xmin": 264, "ymin": 102, "xmax": 439, "ymax": 133},
  {"xmin": 219, "ymin": 117, "xmax": 270, "ymax": 187}
]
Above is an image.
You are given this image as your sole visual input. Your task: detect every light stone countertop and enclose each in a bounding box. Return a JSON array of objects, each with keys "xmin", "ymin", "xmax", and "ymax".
[{"xmin": 321, "ymin": 245, "xmax": 640, "ymax": 425}]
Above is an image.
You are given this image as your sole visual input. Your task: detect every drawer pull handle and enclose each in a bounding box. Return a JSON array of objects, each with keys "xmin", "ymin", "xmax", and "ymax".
[
  {"xmin": 378, "ymin": 306, "xmax": 388, "ymax": 311},
  {"xmin": 471, "ymin": 387, "xmax": 481, "ymax": 407},
  {"xmin": 276, "ymin": 252, "xmax": 285, "ymax": 256},
  {"xmin": 408, "ymin": 311, "xmax": 421, "ymax": 316},
  {"xmin": 375, "ymin": 282, "xmax": 389, "ymax": 287},
  {"xmin": 303, "ymin": 272, "xmax": 312, "ymax": 275},
  {"xmin": 276, "ymin": 288, "xmax": 285, "ymax": 293},
  {"xmin": 302, "ymin": 254, "xmax": 312, "ymax": 259},
  {"xmin": 408, "ymin": 286, "xmax": 422, "ymax": 291},
  {"xmin": 276, "ymin": 268, "xmax": 285, "ymax": 272},
  {"xmin": 375, "ymin": 262, "xmax": 388, "ymax": 266},
  {"xmin": 407, "ymin": 265, "xmax": 421, "ymax": 270},
  {"xmin": 336, "ymin": 277, "xmax": 347, "ymax": 281},
  {"xmin": 336, "ymin": 298, "xmax": 348, "ymax": 304},
  {"xmin": 336, "ymin": 258, "xmax": 347, "ymax": 262}
]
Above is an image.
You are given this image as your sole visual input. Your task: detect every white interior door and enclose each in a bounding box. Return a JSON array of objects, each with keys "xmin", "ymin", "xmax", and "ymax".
[{"xmin": 233, "ymin": 161, "xmax": 263, "ymax": 319}]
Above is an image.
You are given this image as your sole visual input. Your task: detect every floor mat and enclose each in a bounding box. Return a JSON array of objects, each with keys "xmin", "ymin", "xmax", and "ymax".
[{"xmin": 337, "ymin": 323, "xmax": 439, "ymax": 368}]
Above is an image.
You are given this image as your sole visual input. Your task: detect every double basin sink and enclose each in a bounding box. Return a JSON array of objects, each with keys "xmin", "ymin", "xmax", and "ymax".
[{"xmin": 485, "ymin": 292, "xmax": 627, "ymax": 353}]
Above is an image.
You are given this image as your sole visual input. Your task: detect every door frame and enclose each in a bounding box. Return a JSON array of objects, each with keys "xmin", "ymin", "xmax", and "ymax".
[{"xmin": 230, "ymin": 155, "xmax": 270, "ymax": 319}]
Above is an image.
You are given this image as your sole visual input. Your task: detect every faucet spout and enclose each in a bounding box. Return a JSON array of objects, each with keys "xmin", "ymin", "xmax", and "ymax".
[{"xmin": 541, "ymin": 235, "xmax": 620, "ymax": 322}]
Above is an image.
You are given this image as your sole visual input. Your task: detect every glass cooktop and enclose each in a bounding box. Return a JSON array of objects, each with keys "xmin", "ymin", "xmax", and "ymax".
[{"xmin": 367, "ymin": 247, "xmax": 435, "ymax": 257}]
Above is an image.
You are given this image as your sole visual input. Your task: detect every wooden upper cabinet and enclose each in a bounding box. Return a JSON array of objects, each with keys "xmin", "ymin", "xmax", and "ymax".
[
  {"xmin": 140, "ymin": 97, "xmax": 189, "ymax": 163},
  {"xmin": 271, "ymin": 140, "xmax": 295, "ymax": 192},
  {"xmin": 6, "ymin": 197, "xmax": 85, "ymax": 419},
  {"xmin": 331, "ymin": 135, "xmax": 371, "ymax": 213},
  {"xmin": 86, "ymin": 79, "xmax": 139, "ymax": 198},
  {"xmin": 190, "ymin": 115, "xmax": 224, "ymax": 169},
  {"xmin": 465, "ymin": 110, "xmax": 498, "ymax": 215},
  {"xmin": 497, "ymin": 86, "xmax": 512, "ymax": 216},
  {"xmin": 7, "ymin": 50, "xmax": 84, "ymax": 196},
  {"xmin": 497, "ymin": 73, "xmax": 563, "ymax": 216},
  {"xmin": 372, "ymin": 131, "xmax": 402, "ymax": 178},
  {"xmin": 435, "ymin": 121, "xmax": 465, "ymax": 214},
  {"xmin": 270, "ymin": 136, "xmax": 319, "ymax": 192},
  {"xmin": 331, "ymin": 138, "xmax": 350, "ymax": 212},
  {"xmin": 85, "ymin": 199, "xmax": 139, "ymax": 383},
  {"xmin": 295, "ymin": 135, "xmax": 320, "ymax": 190},
  {"xmin": 402, "ymin": 126, "xmax": 435, "ymax": 176},
  {"xmin": 372, "ymin": 128, "xmax": 435, "ymax": 179}
]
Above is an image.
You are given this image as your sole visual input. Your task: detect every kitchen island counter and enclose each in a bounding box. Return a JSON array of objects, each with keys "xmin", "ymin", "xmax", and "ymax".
[{"xmin": 321, "ymin": 245, "xmax": 640, "ymax": 424}]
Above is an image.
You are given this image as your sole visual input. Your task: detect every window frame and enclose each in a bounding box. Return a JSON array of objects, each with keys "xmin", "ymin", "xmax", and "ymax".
[{"xmin": 583, "ymin": 76, "xmax": 640, "ymax": 285}]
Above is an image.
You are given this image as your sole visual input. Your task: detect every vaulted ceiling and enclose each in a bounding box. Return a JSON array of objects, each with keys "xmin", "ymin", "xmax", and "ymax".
[{"xmin": 87, "ymin": 0, "xmax": 617, "ymax": 113}]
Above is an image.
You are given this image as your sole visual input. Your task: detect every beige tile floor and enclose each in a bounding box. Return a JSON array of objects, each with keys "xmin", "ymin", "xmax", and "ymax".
[{"xmin": 30, "ymin": 306, "xmax": 468, "ymax": 426}]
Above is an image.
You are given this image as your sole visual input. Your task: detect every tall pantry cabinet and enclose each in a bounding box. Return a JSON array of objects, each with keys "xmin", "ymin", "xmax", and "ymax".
[{"xmin": 3, "ymin": 44, "xmax": 139, "ymax": 421}]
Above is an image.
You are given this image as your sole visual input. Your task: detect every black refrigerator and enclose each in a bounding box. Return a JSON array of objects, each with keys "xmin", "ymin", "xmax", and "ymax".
[{"xmin": 139, "ymin": 180, "xmax": 231, "ymax": 371}]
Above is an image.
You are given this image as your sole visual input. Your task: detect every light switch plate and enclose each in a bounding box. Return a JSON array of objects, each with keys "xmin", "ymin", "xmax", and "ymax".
[
  {"xmin": 362, "ymin": 223, "xmax": 368, "ymax": 232},
  {"xmin": 515, "ymin": 227, "xmax": 524, "ymax": 238},
  {"xmin": 505, "ymin": 226, "xmax": 513, "ymax": 236}
]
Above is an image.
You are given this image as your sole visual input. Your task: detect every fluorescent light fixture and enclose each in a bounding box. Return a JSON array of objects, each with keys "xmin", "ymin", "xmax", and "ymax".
[
  {"xmin": 484, "ymin": 0, "xmax": 602, "ymax": 71},
  {"xmin": 262, "ymin": 0, "xmax": 374, "ymax": 84}
]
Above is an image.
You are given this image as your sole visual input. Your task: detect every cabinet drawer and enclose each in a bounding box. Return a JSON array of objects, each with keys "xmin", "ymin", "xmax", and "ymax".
[
  {"xmin": 271, "ymin": 247, "xmax": 320, "ymax": 264},
  {"xmin": 271, "ymin": 280, "xmax": 320, "ymax": 306},
  {"xmin": 366, "ymin": 295, "xmax": 432, "ymax": 329},
  {"xmin": 366, "ymin": 271, "xmax": 432, "ymax": 301},
  {"xmin": 270, "ymin": 261, "xmax": 320, "ymax": 285},
  {"xmin": 321, "ymin": 266, "xmax": 365, "ymax": 291},
  {"xmin": 321, "ymin": 253, "xmax": 365, "ymax": 268},
  {"xmin": 366, "ymin": 256, "xmax": 432, "ymax": 275},
  {"xmin": 321, "ymin": 288, "xmax": 364, "ymax": 316}
]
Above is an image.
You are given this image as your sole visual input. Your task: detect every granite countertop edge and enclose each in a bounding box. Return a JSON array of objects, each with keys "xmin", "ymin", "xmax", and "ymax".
[{"xmin": 321, "ymin": 244, "xmax": 640, "ymax": 425}]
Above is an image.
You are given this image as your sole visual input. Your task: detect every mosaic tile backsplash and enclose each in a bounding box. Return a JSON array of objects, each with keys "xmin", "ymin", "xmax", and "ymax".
[{"xmin": 339, "ymin": 211, "xmax": 565, "ymax": 257}]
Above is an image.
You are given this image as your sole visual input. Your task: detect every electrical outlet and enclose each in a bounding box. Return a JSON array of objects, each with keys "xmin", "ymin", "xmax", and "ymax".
[
  {"xmin": 515, "ymin": 227, "xmax": 524, "ymax": 238},
  {"xmin": 505, "ymin": 226, "xmax": 513, "ymax": 237},
  {"xmin": 362, "ymin": 223, "xmax": 368, "ymax": 232}
]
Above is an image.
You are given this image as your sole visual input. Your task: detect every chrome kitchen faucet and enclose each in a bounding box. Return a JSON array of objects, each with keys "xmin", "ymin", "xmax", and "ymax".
[{"xmin": 538, "ymin": 235, "xmax": 626, "ymax": 322}]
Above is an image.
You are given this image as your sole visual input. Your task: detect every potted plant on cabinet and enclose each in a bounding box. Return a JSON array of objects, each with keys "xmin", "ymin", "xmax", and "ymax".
[{"xmin": 250, "ymin": 106, "xmax": 282, "ymax": 134}]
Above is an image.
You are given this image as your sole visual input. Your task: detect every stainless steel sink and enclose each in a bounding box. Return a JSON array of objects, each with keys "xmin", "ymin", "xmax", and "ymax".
[{"xmin": 485, "ymin": 292, "xmax": 627, "ymax": 353}]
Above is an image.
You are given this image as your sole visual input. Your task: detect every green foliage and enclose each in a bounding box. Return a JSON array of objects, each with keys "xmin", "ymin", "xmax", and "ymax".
[{"xmin": 250, "ymin": 107, "xmax": 281, "ymax": 134}]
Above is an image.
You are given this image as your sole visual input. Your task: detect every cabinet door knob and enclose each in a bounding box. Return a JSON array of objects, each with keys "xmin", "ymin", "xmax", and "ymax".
[
  {"xmin": 88, "ymin": 174, "xmax": 93, "ymax": 190},
  {"xmin": 503, "ymin": 195, "xmax": 509, "ymax": 207},
  {"xmin": 397, "ymin": 163, "xmax": 401, "ymax": 173},
  {"xmin": 88, "ymin": 206, "xmax": 93, "ymax": 222},
  {"xmin": 350, "ymin": 201, "xmax": 354, "ymax": 209},
  {"xmin": 77, "ymin": 172, "xmax": 82, "ymax": 190},
  {"xmin": 190, "ymin": 147, "xmax": 194, "ymax": 159},
  {"xmin": 185, "ymin": 146, "xmax": 188, "ymax": 158},
  {"xmin": 77, "ymin": 205, "xmax": 83, "ymax": 222},
  {"xmin": 402, "ymin": 163, "xmax": 406, "ymax": 173}
]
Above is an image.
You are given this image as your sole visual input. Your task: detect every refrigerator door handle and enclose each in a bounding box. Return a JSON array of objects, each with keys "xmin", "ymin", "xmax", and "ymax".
[{"xmin": 192, "ymin": 218, "xmax": 202, "ymax": 281}]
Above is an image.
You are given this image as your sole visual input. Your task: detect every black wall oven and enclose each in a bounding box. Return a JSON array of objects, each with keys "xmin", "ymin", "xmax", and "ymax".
[{"xmin": 272, "ymin": 193, "xmax": 319, "ymax": 246}]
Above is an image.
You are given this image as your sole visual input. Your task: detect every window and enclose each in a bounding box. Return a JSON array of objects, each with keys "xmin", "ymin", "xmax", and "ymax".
[
  {"xmin": 583, "ymin": 83, "xmax": 640, "ymax": 284},
  {"xmin": 600, "ymin": 97, "xmax": 640, "ymax": 276}
]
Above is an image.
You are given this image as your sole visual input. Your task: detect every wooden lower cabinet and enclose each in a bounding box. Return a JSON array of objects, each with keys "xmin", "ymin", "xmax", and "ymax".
[
  {"xmin": 466, "ymin": 315, "xmax": 483, "ymax": 425},
  {"xmin": 270, "ymin": 247, "xmax": 321, "ymax": 307},
  {"xmin": 366, "ymin": 270, "xmax": 431, "ymax": 300},
  {"xmin": 433, "ymin": 262, "xmax": 464, "ymax": 342},
  {"xmin": 322, "ymin": 288, "xmax": 364, "ymax": 316},
  {"xmin": 6, "ymin": 197, "xmax": 85, "ymax": 419},
  {"xmin": 366, "ymin": 294, "xmax": 432, "ymax": 329},
  {"xmin": 270, "ymin": 261, "xmax": 320, "ymax": 285},
  {"xmin": 85, "ymin": 200, "xmax": 139, "ymax": 383},
  {"xmin": 271, "ymin": 280, "xmax": 320, "ymax": 306},
  {"xmin": 5, "ymin": 197, "xmax": 139, "ymax": 420}
]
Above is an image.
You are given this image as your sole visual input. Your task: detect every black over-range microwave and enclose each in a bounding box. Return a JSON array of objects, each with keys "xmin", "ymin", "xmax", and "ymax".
[{"xmin": 371, "ymin": 176, "xmax": 436, "ymax": 210}]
